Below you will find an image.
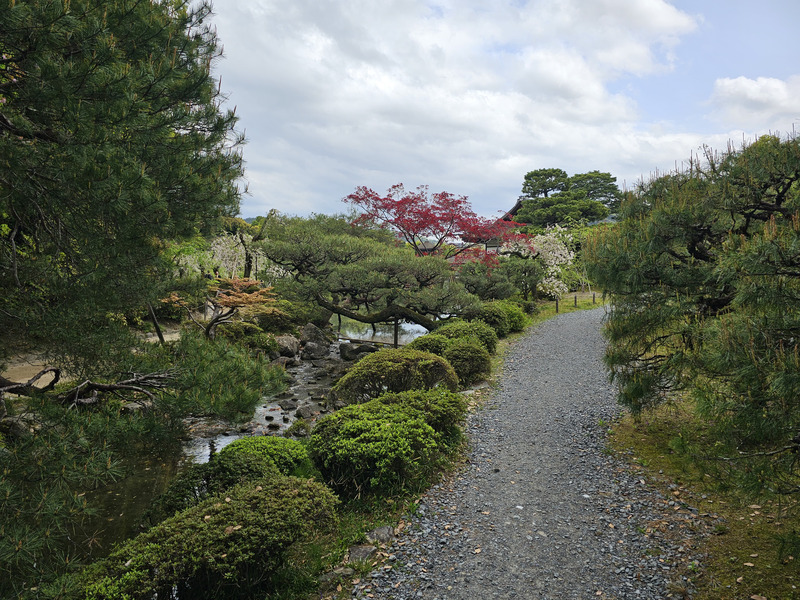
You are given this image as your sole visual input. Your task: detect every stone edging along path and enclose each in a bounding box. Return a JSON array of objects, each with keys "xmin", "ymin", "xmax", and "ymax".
[{"xmin": 350, "ymin": 307, "xmax": 721, "ymax": 600}]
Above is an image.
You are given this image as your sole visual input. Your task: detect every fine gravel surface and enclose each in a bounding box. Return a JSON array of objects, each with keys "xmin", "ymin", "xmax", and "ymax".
[{"xmin": 351, "ymin": 308, "xmax": 717, "ymax": 600}]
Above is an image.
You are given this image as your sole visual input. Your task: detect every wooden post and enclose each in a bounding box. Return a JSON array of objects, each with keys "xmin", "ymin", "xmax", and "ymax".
[
  {"xmin": 593, "ymin": 292, "xmax": 596, "ymax": 304},
  {"xmin": 555, "ymin": 298, "xmax": 559, "ymax": 313},
  {"xmin": 393, "ymin": 318, "xmax": 399, "ymax": 348},
  {"xmin": 574, "ymin": 294, "xmax": 577, "ymax": 307}
]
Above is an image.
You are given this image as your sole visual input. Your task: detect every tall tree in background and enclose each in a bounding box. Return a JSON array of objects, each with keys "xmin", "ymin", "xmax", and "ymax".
[
  {"xmin": 0, "ymin": 0, "xmax": 243, "ymax": 374},
  {"xmin": 515, "ymin": 168, "xmax": 614, "ymax": 229}
]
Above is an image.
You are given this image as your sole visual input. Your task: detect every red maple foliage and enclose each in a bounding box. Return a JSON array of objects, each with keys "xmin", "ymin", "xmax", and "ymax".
[{"xmin": 344, "ymin": 184, "xmax": 518, "ymax": 259}]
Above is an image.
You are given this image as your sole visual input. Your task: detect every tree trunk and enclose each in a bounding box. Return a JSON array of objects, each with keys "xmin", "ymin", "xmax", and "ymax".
[{"xmin": 147, "ymin": 302, "xmax": 166, "ymax": 345}]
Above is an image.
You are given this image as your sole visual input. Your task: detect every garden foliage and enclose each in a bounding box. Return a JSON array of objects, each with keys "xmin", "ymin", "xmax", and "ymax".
[
  {"xmin": 585, "ymin": 134, "xmax": 800, "ymax": 498},
  {"xmin": 330, "ymin": 347, "xmax": 458, "ymax": 405},
  {"xmin": 308, "ymin": 402, "xmax": 443, "ymax": 498},
  {"xmin": 433, "ymin": 320, "xmax": 498, "ymax": 354},
  {"xmin": 78, "ymin": 477, "xmax": 339, "ymax": 600}
]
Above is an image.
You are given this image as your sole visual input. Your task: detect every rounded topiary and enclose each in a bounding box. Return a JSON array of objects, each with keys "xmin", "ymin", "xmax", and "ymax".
[
  {"xmin": 443, "ymin": 338, "xmax": 492, "ymax": 386},
  {"xmin": 142, "ymin": 450, "xmax": 279, "ymax": 528},
  {"xmin": 308, "ymin": 401, "xmax": 441, "ymax": 497},
  {"xmin": 219, "ymin": 435, "xmax": 309, "ymax": 476},
  {"xmin": 330, "ymin": 347, "xmax": 458, "ymax": 405},
  {"xmin": 406, "ymin": 333, "xmax": 449, "ymax": 356},
  {"xmin": 375, "ymin": 388, "xmax": 468, "ymax": 448},
  {"xmin": 433, "ymin": 320, "xmax": 498, "ymax": 354},
  {"xmin": 81, "ymin": 477, "xmax": 339, "ymax": 600},
  {"xmin": 495, "ymin": 300, "xmax": 527, "ymax": 333},
  {"xmin": 466, "ymin": 302, "xmax": 510, "ymax": 338}
]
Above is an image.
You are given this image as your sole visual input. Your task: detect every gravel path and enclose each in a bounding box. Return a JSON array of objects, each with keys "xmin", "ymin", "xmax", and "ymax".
[{"xmin": 352, "ymin": 308, "xmax": 716, "ymax": 600}]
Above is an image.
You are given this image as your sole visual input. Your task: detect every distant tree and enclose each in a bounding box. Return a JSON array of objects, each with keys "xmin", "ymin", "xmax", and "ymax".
[
  {"xmin": 515, "ymin": 169, "xmax": 613, "ymax": 229},
  {"xmin": 344, "ymin": 184, "xmax": 516, "ymax": 258},
  {"xmin": 569, "ymin": 170, "xmax": 622, "ymax": 212},
  {"xmin": 521, "ymin": 168, "xmax": 570, "ymax": 199},
  {"xmin": 514, "ymin": 190, "xmax": 609, "ymax": 229}
]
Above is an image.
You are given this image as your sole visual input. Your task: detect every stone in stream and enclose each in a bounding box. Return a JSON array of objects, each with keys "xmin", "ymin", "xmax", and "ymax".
[
  {"xmin": 301, "ymin": 341, "xmax": 329, "ymax": 360},
  {"xmin": 275, "ymin": 334, "xmax": 301, "ymax": 357}
]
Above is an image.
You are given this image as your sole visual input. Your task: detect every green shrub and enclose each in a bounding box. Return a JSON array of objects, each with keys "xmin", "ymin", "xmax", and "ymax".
[
  {"xmin": 465, "ymin": 302, "xmax": 510, "ymax": 337},
  {"xmin": 434, "ymin": 320, "xmax": 498, "ymax": 354},
  {"xmin": 142, "ymin": 450, "xmax": 280, "ymax": 527},
  {"xmin": 308, "ymin": 402, "xmax": 442, "ymax": 498},
  {"xmin": 375, "ymin": 388, "xmax": 468, "ymax": 449},
  {"xmin": 406, "ymin": 333, "xmax": 449, "ymax": 356},
  {"xmin": 80, "ymin": 477, "xmax": 339, "ymax": 600},
  {"xmin": 495, "ymin": 300, "xmax": 528, "ymax": 333},
  {"xmin": 219, "ymin": 436, "xmax": 310, "ymax": 476},
  {"xmin": 443, "ymin": 338, "xmax": 492, "ymax": 386},
  {"xmin": 330, "ymin": 347, "xmax": 458, "ymax": 405}
]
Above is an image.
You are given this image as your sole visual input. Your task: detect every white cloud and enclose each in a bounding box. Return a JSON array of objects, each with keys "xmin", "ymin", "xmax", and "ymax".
[
  {"xmin": 209, "ymin": 0, "xmax": 790, "ymax": 218},
  {"xmin": 709, "ymin": 76, "xmax": 800, "ymax": 132}
]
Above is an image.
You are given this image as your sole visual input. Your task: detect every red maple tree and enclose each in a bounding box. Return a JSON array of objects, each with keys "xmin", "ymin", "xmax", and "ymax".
[{"xmin": 344, "ymin": 184, "xmax": 518, "ymax": 259}]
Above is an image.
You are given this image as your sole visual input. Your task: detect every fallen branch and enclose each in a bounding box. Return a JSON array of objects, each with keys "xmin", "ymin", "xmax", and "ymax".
[
  {"xmin": 0, "ymin": 367, "xmax": 61, "ymax": 396},
  {"xmin": 57, "ymin": 371, "xmax": 176, "ymax": 407}
]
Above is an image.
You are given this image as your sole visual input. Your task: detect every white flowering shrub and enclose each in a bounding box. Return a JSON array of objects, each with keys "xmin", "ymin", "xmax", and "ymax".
[{"xmin": 499, "ymin": 226, "xmax": 574, "ymax": 299}]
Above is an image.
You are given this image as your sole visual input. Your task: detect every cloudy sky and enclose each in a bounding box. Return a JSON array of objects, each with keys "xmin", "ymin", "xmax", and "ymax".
[{"xmin": 208, "ymin": 0, "xmax": 800, "ymax": 219}]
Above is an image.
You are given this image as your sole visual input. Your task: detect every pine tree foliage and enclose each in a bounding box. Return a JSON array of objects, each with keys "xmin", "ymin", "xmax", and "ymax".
[
  {"xmin": 0, "ymin": 0, "xmax": 244, "ymax": 371},
  {"xmin": 585, "ymin": 135, "xmax": 800, "ymax": 495}
]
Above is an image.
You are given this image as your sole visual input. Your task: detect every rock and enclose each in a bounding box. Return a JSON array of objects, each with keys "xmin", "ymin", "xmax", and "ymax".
[
  {"xmin": 300, "ymin": 322, "xmax": 332, "ymax": 347},
  {"xmin": 277, "ymin": 398, "xmax": 298, "ymax": 411},
  {"xmin": 295, "ymin": 404, "xmax": 316, "ymax": 419},
  {"xmin": 270, "ymin": 356, "xmax": 297, "ymax": 368},
  {"xmin": 301, "ymin": 341, "xmax": 329, "ymax": 360},
  {"xmin": 275, "ymin": 334, "xmax": 300, "ymax": 358},
  {"xmin": 365, "ymin": 525, "xmax": 395, "ymax": 545},
  {"xmin": 339, "ymin": 342, "xmax": 379, "ymax": 361},
  {"xmin": 348, "ymin": 544, "xmax": 378, "ymax": 562},
  {"xmin": 318, "ymin": 566, "xmax": 355, "ymax": 583}
]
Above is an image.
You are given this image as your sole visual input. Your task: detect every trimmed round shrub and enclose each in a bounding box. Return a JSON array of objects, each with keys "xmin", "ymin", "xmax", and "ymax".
[
  {"xmin": 219, "ymin": 435, "xmax": 310, "ymax": 476},
  {"xmin": 81, "ymin": 477, "xmax": 339, "ymax": 600},
  {"xmin": 308, "ymin": 402, "xmax": 441, "ymax": 497},
  {"xmin": 330, "ymin": 347, "xmax": 458, "ymax": 405},
  {"xmin": 433, "ymin": 320, "xmax": 498, "ymax": 354},
  {"xmin": 375, "ymin": 388, "xmax": 468, "ymax": 448},
  {"xmin": 495, "ymin": 300, "xmax": 527, "ymax": 333},
  {"xmin": 465, "ymin": 302, "xmax": 510, "ymax": 338},
  {"xmin": 443, "ymin": 338, "xmax": 491, "ymax": 386},
  {"xmin": 141, "ymin": 450, "xmax": 279, "ymax": 527},
  {"xmin": 406, "ymin": 333, "xmax": 449, "ymax": 356}
]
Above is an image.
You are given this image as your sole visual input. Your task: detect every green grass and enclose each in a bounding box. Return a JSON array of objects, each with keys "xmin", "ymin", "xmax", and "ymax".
[{"xmin": 610, "ymin": 399, "xmax": 800, "ymax": 600}]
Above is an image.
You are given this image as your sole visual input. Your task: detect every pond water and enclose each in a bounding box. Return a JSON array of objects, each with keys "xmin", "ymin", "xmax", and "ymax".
[{"xmin": 331, "ymin": 316, "xmax": 429, "ymax": 346}]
